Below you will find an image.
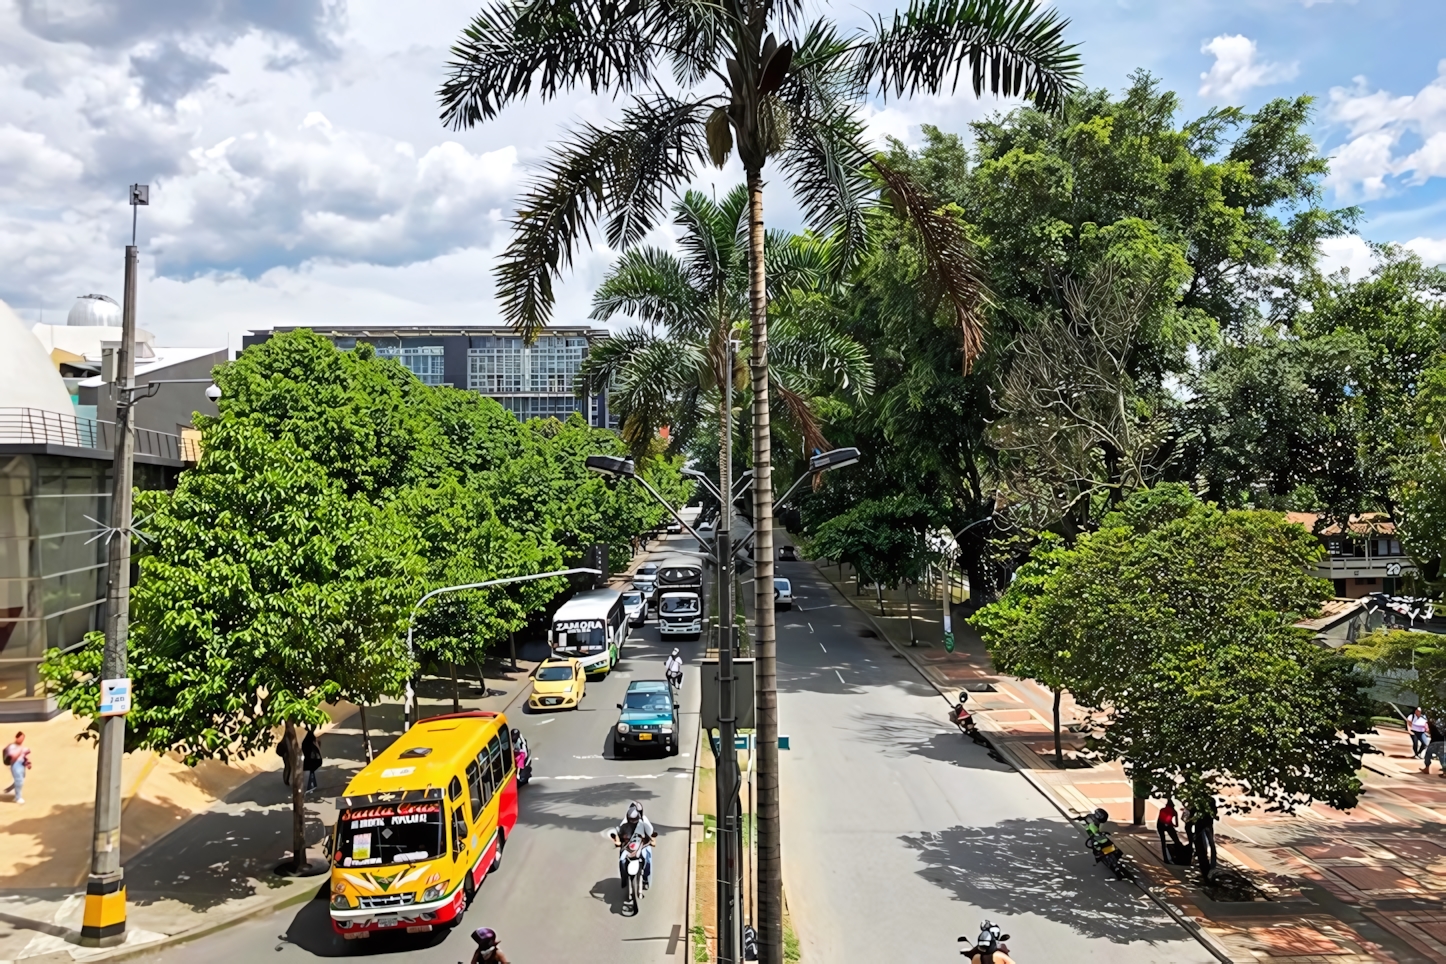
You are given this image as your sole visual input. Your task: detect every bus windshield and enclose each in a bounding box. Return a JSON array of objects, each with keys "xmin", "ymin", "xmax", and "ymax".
[
  {"xmin": 660, "ymin": 595, "xmax": 700, "ymax": 615},
  {"xmin": 337, "ymin": 802, "xmax": 444, "ymax": 867},
  {"xmin": 555, "ymin": 620, "xmax": 607, "ymax": 653}
]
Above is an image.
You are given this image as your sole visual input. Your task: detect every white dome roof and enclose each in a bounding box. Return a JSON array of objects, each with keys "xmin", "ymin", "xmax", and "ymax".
[
  {"xmin": 0, "ymin": 300, "xmax": 77, "ymax": 416},
  {"xmin": 67, "ymin": 294, "xmax": 121, "ymax": 327}
]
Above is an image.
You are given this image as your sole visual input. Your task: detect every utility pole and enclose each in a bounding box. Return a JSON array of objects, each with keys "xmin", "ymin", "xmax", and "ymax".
[
  {"xmin": 715, "ymin": 338, "xmax": 740, "ymax": 964},
  {"xmin": 82, "ymin": 183, "xmax": 147, "ymax": 948}
]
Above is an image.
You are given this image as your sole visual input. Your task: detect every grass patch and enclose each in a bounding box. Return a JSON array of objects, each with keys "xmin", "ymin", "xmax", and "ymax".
[
  {"xmin": 693, "ymin": 923, "xmax": 709, "ymax": 962},
  {"xmin": 784, "ymin": 900, "xmax": 801, "ymax": 962}
]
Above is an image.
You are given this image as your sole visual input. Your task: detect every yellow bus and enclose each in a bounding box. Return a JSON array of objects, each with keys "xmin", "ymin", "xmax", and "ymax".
[{"xmin": 327, "ymin": 711, "xmax": 519, "ymax": 938}]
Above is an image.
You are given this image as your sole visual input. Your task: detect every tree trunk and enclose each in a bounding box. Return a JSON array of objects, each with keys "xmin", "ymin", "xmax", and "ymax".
[
  {"xmin": 747, "ymin": 168, "xmax": 782, "ymax": 964},
  {"xmin": 1053, "ymin": 687, "xmax": 1063, "ymax": 767},
  {"xmin": 904, "ymin": 580, "xmax": 916, "ymax": 645},
  {"xmin": 359, "ymin": 704, "xmax": 373, "ymax": 764},
  {"xmin": 876, "ymin": 581, "xmax": 885, "ymax": 616},
  {"xmin": 286, "ymin": 720, "xmax": 307, "ymax": 872},
  {"xmin": 451, "ymin": 661, "xmax": 460, "ymax": 713}
]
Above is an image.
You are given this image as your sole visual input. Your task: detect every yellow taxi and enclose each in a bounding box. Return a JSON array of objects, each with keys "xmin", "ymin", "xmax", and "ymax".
[{"xmin": 527, "ymin": 657, "xmax": 586, "ymax": 710}]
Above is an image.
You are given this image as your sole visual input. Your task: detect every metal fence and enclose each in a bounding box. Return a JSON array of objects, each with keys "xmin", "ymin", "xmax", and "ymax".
[{"xmin": 0, "ymin": 407, "xmax": 197, "ymax": 463}]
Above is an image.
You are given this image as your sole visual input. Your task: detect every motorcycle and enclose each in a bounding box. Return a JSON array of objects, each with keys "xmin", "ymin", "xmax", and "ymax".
[
  {"xmin": 958, "ymin": 920, "xmax": 1012, "ymax": 963},
  {"xmin": 666, "ymin": 668, "xmax": 683, "ymax": 690},
  {"xmin": 618, "ymin": 831, "xmax": 648, "ymax": 916},
  {"xmin": 1078, "ymin": 807, "xmax": 1128, "ymax": 880},
  {"xmin": 949, "ymin": 698, "xmax": 990, "ymax": 749}
]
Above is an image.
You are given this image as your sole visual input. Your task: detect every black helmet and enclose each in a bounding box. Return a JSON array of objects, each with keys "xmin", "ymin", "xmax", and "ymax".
[
  {"xmin": 957, "ymin": 691, "xmax": 969, "ymax": 704},
  {"xmin": 1092, "ymin": 807, "xmax": 1109, "ymax": 825},
  {"xmin": 510, "ymin": 727, "xmax": 521, "ymax": 742},
  {"xmin": 471, "ymin": 927, "xmax": 497, "ymax": 949}
]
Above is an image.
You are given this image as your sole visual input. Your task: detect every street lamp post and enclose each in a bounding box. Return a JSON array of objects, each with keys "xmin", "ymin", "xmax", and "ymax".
[{"xmin": 402, "ymin": 568, "xmax": 601, "ymax": 729}]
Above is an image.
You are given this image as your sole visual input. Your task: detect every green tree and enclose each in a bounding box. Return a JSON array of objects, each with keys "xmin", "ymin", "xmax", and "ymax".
[
  {"xmin": 1349, "ymin": 629, "xmax": 1446, "ymax": 714},
  {"xmin": 438, "ymin": 7, "xmax": 1080, "ymax": 949},
  {"xmin": 43, "ymin": 422, "xmax": 421, "ymax": 871},
  {"xmin": 974, "ymin": 485, "xmax": 1373, "ymax": 812},
  {"xmin": 806, "ymin": 494, "xmax": 934, "ymax": 638}
]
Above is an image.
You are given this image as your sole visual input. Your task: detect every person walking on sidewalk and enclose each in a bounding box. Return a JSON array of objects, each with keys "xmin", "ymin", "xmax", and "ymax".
[
  {"xmin": 277, "ymin": 734, "xmax": 293, "ymax": 787},
  {"xmin": 1422, "ymin": 713, "xmax": 1446, "ymax": 775},
  {"xmin": 302, "ymin": 726, "xmax": 323, "ymax": 793},
  {"xmin": 1409, "ymin": 707, "xmax": 1430, "ymax": 758},
  {"xmin": 1192, "ymin": 800, "xmax": 1218, "ymax": 875},
  {"xmin": 1156, "ymin": 798, "xmax": 1183, "ymax": 861},
  {"xmin": 4, "ymin": 732, "xmax": 30, "ymax": 805}
]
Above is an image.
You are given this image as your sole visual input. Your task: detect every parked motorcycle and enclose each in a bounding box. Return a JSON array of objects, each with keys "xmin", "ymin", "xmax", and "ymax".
[
  {"xmin": 1078, "ymin": 807, "xmax": 1128, "ymax": 880},
  {"xmin": 958, "ymin": 920, "xmax": 1013, "ymax": 963},
  {"xmin": 618, "ymin": 831, "xmax": 647, "ymax": 916}
]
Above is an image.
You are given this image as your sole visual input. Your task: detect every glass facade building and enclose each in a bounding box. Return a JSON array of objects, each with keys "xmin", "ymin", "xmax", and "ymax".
[{"xmin": 242, "ymin": 326, "xmax": 611, "ymax": 427}]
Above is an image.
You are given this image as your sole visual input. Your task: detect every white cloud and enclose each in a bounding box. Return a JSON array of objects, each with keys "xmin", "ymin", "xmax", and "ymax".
[
  {"xmin": 1318, "ymin": 234, "xmax": 1446, "ymax": 278},
  {"xmin": 1324, "ymin": 64, "xmax": 1446, "ymax": 200},
  {"xmin": 1198, "ymin": 34, "xmax": 1299, "ymax": 100}
]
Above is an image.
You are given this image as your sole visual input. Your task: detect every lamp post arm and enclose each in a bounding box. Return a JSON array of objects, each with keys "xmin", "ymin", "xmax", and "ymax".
[
  {"xmin": 631, "ymin": 475, "xmax": 712, "ymax": 554},
  {"xmin": 686, "ymin": 472, "xmax": 724, "ymax": 504},
  {"xmin": 403, "ymin": 566, "xmax": 602, "ymax": 728}
]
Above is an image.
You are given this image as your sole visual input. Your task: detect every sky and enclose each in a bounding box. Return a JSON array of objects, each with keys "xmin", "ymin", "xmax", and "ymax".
[{"xmin": 3, "ymin": 0, "xmax": 1445, "ymax": 350}]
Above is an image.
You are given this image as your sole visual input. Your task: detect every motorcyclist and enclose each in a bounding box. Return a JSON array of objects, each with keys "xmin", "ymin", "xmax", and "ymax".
[
  {"xmin": 469, "ymin": 926, "xmax": 510, "ymax": 963},
  {"xmin": 948, "ymin": 692, "xmax": 973, "ymax": 731},
  {"xmin": 664, "ymin": 649, "xmax": 684, "ymax": 688},
  {"xmin": 610, "ymin": 801, "xmax": 657, "ymax": 891},
  {"xmin": 962, "ymin": 920, "xmax": 1014, "ymax": 964},
  {"xmin": 511, "ymin": 727, "xmax": 529, "ymax": 764}
]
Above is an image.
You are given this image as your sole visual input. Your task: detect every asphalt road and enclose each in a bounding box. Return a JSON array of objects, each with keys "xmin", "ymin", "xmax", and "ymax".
[
  {"xmin": 134, "ymin": 547, "xmax": 702, "ymax": 963},
  {"xmin": 773, "ymin": 556, "xmax": 1216, "ymax": 964}
]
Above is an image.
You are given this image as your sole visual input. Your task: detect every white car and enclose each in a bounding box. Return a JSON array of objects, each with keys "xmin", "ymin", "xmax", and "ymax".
[
  {"xmin": 666, "ymin": 520, "xmax": 682, "ymax": 534},
  {"xmin": 632, "ymin": 563, "xmax": 659, "ymax": 597},
  {"xmin": 622, "ymin": 590, "xmax": 647, "ymax": 627},
  {"xmin": 774, "ymin": 577, "xmax": 793, "ymax": 610}
]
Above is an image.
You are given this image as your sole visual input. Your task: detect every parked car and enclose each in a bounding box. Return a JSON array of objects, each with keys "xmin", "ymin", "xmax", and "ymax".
[
  {"xmin": 779, "ymin": 545, "xmax": 798, "ymax": 561},
  {"xmin": 528, "ymin": 657, "xmax": 586, "ymax": 711},
  {"xmin": 622, "ymin": 590, "xmax": 647, "ymax": 627},
  {"xmin": 612, "ymin": 680, "xmax": 680, "ymax": 757},
  {"xmin": 774, "ymin": 577, "xmax": 793, "ymax": 609},
  {"xmin": 666, "ymin": 520, "xmax": 682, "ymax": 534}
]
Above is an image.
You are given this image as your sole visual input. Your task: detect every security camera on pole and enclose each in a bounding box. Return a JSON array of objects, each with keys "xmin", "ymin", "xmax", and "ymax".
[{"xmin": 81, "ymin": 183, "xmax": 148, "ymax": 948}]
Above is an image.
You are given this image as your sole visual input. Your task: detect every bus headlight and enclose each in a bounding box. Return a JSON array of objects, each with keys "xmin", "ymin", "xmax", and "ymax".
[
  {"xmin": 421, "ymin": 882, "xmax": 448, "ymax": 902},
  {"xmin": 661, "ymin": 725, "xmax": 674, "ymax": 734},
  {"xmin": 330, "ymin": 894, "xmax": 353, "ymax": 909},
  {"xmin": 616, "ymin": 722, "xmax": 630, "ymax": 734}
]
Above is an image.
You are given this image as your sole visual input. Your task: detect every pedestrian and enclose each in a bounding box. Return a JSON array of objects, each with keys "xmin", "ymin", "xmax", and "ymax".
[
  {"xmin": 276, "ymin": 734, "xmax": 293, "ymax": 788},
  {"xmin": 1422, "ymin": 713, "xmax": 1446, "ymax": 775},
  {"xmin": 4, "ymin": 731, "xmax": 31, "ymax": 805},
  {"xmin": 302, "ymin": 726, "xmax": 323, "ymax": 794},
  {"xmin": 1156, "ymin": 798, "xmax": 1183, "ymax": 861},
  {"xmin": 1408, "ymin": 707, "xmax": 1430, "ymax": 758},
  {"xmin": 1193, "ymin": 800, "xmax": 1218, "ymax": 875}
]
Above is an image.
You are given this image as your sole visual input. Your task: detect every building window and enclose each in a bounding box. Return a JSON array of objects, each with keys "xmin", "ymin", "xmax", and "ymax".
[
  {"xmin": 527, "ymin": 336, "xmax": 587, "ymax": 393},
  {"xmin": 377, "ymin": 345, "xmax": 446, "ymax": 386},
  {"xmin": 1375, "ymin": 538, "xmax": 1402, "ymax": 557},
  {"xmin": 498, "ymin": 396, "xmax": 583, "ymax": 420},
  {"xmin": 468, "ymin": 340, "xmax": 525, "ymax": 393}
]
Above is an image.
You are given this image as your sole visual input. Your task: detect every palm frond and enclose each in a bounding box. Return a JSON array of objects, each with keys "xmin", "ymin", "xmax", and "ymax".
[
  {"xmin": 494, "ymin": 94, "xmax": 708, "ymax": 338},
  {"xmin": 590, "ymin": 247, "xmax": 706, "ymax": 330},
  {"xmin": 588, "ymin": 329, "xmax": 707, "ymax": 459},
  {"xmin": 777, "ymin": 104, "xmax": 873, "ymax": 277},
  {"xmin": 439, "ymin": 0, "xmax": 660, "ymax": 128},
  {"xmin": 859, "ymin": 0, "xmax": 1083, "ymax": 112},
  {"xmin": 673, "ymin": 190, "xmax": 732, "ymax": 297},
  {"xmin": 772, "ymin": 381, "xmax": 831, "ymax": 456},
  {"xmin": 769, "ymin": 307, "xmax": 875, "ymax": 403},
  {"xmin": 871, "ymin": 157, "xmax": 990, "ymax": 371}
]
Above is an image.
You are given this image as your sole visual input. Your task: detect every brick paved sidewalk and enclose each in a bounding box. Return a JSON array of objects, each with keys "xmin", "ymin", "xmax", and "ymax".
[{"xmin": 813, "ymin": 560, "xmax": 1446, "ymax": 964}]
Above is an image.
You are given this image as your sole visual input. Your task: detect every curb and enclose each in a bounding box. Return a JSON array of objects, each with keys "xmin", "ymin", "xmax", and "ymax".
[
  {"xmin": 684, "ymin": 696, "xmax": 703, "ymax": 963},
  {"xmin": 811, "ymin": 563, "xmax": 1237, "ymax": 964}
]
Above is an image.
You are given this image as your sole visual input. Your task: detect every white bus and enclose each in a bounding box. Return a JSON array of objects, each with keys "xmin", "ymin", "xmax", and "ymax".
[{"xmin": 550, "ymin": 588, "xmax": 626, "ymax": 677}]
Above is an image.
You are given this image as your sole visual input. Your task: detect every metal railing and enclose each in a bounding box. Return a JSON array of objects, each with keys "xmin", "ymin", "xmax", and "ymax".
[{"xmin": 0, "ymin": 408, "xmax": 197, "ymax": 463}]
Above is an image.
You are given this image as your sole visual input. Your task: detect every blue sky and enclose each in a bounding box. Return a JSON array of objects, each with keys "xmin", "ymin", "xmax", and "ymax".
[{"xmin": 1, "ymin": 0, "xmax": 1443, "ymax": 348}]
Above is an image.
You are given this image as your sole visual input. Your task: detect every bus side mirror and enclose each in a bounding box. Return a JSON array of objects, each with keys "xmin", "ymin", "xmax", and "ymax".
[
  {"xmin": 674, "ymin": 703, "xmax": 680, "ymax": 710},
  {"xmin": 617, "ymin": 704, "xmax": 624, "ymax": 710}
]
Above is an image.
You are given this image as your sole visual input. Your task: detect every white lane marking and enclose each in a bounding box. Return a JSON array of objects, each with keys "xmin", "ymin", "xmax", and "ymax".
[
  {"xmin": 574, "ymin": 754, "xmax": 603, "ymax": 759},
  {"xmin": 535, "ymin": 719, "xmax": 555, "ymax": 726},
  {"xmin": 819, "ymin": 642, "xmax": 827, "ymax": 653},
  {"xmin": 835, "ymin": 670, "xmax": 846, "ymax": 685},
  {"xmin": 808, "ymin": 622, "xmax": 814, "ymax": 633}
]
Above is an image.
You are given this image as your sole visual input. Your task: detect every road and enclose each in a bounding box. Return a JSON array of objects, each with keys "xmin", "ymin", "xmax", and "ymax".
[
  {"xmin": 773, "ymin": 555, "xmax": 1215, "ymax": 963},
  {"xmin": 134, "ymin": 543, "xmax": 702, "ymax": 963}
]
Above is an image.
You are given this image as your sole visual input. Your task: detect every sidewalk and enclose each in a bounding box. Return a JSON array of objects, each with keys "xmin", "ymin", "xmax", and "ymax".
[
  {"xmin": 814, "ymin": 561, "xmax": 1446, "ymax": 964},
  {"xmin": 0, "ymin": 651, "xmax": 545, "ymax": 963}
]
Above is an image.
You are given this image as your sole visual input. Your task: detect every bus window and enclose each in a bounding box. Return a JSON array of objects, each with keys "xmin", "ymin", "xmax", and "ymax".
[
  {"xmin": 477, "ymin": 749, "xmax": 495, "ymax": 802},
  {"xmin": 451, "ymin": 807, "xmax": 466, "ymax": 860},
  {"xmin": 448, "ymin": 776, "xmax": 463, "ymax": 802},
  {"xmin": 500, "ymin": 725, "xmax": 512, "ymax": 760},
  {"xmin": 466, "ymin": 761, "xmax": 483, "ymax": 821},
  {"xmin": 488, "ymin": 735, "xmax": 506, "ymax": 786}
]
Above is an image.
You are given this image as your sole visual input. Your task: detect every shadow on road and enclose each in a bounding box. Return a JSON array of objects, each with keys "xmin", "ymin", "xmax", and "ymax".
[
  {"xmin": 900, "ymin": 818, "xmax": 1185, "ymax": 945},
  {"xmin": 588, "ymin": 876, "xmax": 629, "ymax": 916},
  {"xmin": 278, "ymin": 896, "xmax": 453, "ymax": 958},
  {"xmin": 848, "ymin": 712, "xmax": 1014, "ymax": 773}
]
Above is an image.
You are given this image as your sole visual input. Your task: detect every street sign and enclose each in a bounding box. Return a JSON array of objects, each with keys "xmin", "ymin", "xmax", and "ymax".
[
  {"xmin": 1386, "ymin": 562, "xmax": 1402, "ymax": 577},
  {"xmin": 99, "ymin": 677, "xmax": 132, "ymax": 717}
]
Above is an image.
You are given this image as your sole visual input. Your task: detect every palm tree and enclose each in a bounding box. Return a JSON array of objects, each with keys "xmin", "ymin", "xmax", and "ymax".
[
  {"xmin": 579, "ymin": 186, "xmax": 872, "ymax": 469},
  {"xmin": 438, "ymin": 4, "xmax": 1080, "ymax": 956}
]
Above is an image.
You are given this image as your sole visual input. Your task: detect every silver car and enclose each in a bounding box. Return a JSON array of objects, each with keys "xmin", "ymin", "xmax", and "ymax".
[{"xmin": 632, "ymin": 563, "xmax": 659, "ymax": 598}]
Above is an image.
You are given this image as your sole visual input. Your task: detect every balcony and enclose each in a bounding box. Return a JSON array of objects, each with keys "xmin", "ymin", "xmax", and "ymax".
[{"xmin": 0, "ymin": 407, "xmax": 198, "ymax": 466}]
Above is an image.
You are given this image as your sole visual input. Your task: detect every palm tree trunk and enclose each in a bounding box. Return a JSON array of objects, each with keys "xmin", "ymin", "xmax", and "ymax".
[{"xmin": 748, "ymin": 168, "xmax": 782, "ymax": 964}]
